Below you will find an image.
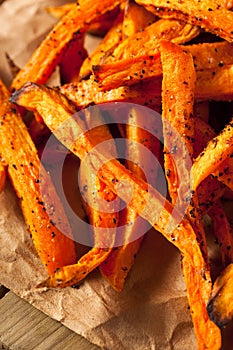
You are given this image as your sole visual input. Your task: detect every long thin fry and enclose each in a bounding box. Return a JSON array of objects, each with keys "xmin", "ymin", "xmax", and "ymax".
[
  {"xmin": 160, "ymin": 40, "xmax": 195, "ymax": 207},
  {"xmin": 135, "ymin": 0, "xmax": 233, "ymax": 42},
  {"xmin": 0, "ymin": 80, "xmax": 76, "ymax": 275},
  {"xmin": 11, "ymin": 83, "xmax": 221, "ymax": 349},
  {"xmin": 11, "ymin": 0, "xmax": 124, "ymax": 91}
]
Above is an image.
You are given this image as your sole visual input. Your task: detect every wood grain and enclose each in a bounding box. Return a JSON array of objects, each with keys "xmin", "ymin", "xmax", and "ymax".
[{"xmin": 0, "ymin": 291, "xmax": 100, "ymax": 350}]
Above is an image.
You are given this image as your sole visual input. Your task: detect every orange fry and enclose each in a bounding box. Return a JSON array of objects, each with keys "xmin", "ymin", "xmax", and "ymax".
[
  {"xmin": 11, "ymin": 83, "xmax": 221, "ymax": 349},
  {"xmin": 191, "ymin": 117, "xmax": 233, "ymax": 191},
  {"xmin": 0, "ymin": 79, "xmax": 76, "ymax": 275},
  {"xmin": 160, "ymin": 40, "xmax": 195, "ymax": 207},
  {"xmin": 136, "ymin": 0, "xmax": 233, "ymax": 42},
  {"xmin": 11, "ymin": 0, "xmax": 124, "ymax": 91}
]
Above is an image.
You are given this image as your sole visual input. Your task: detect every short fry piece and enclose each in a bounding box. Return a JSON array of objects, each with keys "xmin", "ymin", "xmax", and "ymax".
[
  {"xmin": 0, "ymin": 79, "xmax": 76, "ymax": 275},
  {"xmin": 136, "ymin": 0, "xmax": 233, "ymax": 42},
  {"xmin": 207, "ymin": 263, "xmax": 233, "ymax": 327}
]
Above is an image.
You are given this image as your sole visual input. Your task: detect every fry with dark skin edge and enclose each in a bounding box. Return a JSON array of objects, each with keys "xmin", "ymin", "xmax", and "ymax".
[
  {"xmin": 135, "ymin": 0, "xmax": 233, "ymax": 42},
  {"xmin": 0, "ymin": 79, "xmax": 76, "ymax": 275},
  {"xmin": 208, "ymin": 201, "xmax": 233, "ymax": 267},
  {"xmin": 207, "ymin": 263, "xmax": 233, "ymax": 327},
  {"xmin": 11, "ymin": 82, "xmax": 221, "ymax": 349},
  {"xmin": 191, "ymin": 117, "xmax": 233, "ymax": 192},
  {"xmin": 11, "ymin": 0, "xmax": 125, "ymax": 91},
  {"xmin": 0, "ymin": 164, "xmax": 6, "ymax": 193},
  {"xmin": 100, "ymin": 106, "xmax": 161, "ymax": 291}
]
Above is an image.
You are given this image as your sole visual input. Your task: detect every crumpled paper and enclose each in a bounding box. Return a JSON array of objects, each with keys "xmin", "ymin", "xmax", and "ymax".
[{"xmin": 0, "ymin": 1, "xmax": 232, "ymax": 349}]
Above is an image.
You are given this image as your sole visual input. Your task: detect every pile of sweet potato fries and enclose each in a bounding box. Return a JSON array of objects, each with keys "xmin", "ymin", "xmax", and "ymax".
[{"xmin": 1, "ymin": 0, "xmax": 233, "ymax": 348}]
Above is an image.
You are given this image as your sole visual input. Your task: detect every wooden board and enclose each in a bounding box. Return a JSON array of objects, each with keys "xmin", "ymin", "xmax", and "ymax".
[{"xmin": 0, "ymin": 289, "xmax": 100, "ymax": 350}]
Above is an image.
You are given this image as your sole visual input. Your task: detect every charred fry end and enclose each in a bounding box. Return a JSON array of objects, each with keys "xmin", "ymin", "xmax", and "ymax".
[{"xmin": 207, "ymin": 263, "xmax": 233, "ymax": 328}]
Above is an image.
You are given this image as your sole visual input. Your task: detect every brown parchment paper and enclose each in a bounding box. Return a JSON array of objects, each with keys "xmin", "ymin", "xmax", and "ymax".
[{"xmin": 0, "ymin": 1, "xmax": 232, "ymax": 349}]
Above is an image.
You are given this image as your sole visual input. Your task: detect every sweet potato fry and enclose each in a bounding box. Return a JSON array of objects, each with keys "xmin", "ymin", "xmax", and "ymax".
[
  {"xmin": 136, "ymin": 0, "xmax": 233, "ymax": 42},
  {"xmin": 11, "ymin": 83, "xmax": 221, "ymax": 349},
  {"xmin": 0, "ymin": 164, "xmax": 6, "ymax": 194},
  {"xmin": 160, "ymin": 40, "xmax": 195, "ymax": 207},
  {"xmin": 209, "ymin": 201, "xmax": 233, "ymax": 267},
  {"xmin": 122, "ymin": 0, "xmax": 157, "ymax": 38},
  {"xmin": 79, "ymin": 11, "xmax": 124, "ymax": 80},
  {"xmin": 93, "ymin": 41, "xmax": 233, "ymax": 93},
  {"xmin": 103, "ymin": 18, "xmax": 200, "ymax": 62},
  {"xmin": 207, "ymin": 263, "xmax": 233, "ymax": 327},
  {"xmin": 92, "ymin": 53, "xmax": 161, "ymax": 90},
  {"xmin": 11, "ymin": 0, "xmax": 124, "ymax": 91},
  {"xmin": 60, "ymin": 77, "xmax": 162, "ymax": 111},
  {"xmin": 191, "ymin": 117, "xmax": 233, "ymax": 191},
  {"xmin": 0, "ymin": 79, "xmax": 76, "ymax": 275},
  {"xmin": 100, "ymin": 106, "xmax": 161, "ymax": 291}
]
